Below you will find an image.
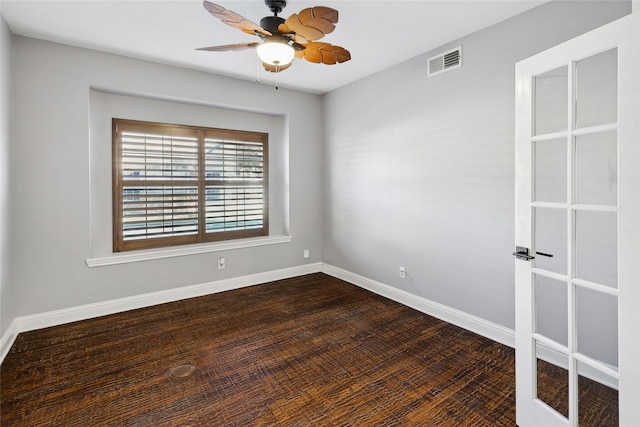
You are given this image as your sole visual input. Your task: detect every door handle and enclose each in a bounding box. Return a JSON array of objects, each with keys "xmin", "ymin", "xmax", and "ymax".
[{"xmin": 513, "ymin": 246, "xmax": 535, "ymax": 261}]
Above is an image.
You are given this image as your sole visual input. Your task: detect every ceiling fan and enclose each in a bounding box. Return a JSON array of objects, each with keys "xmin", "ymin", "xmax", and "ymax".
[{"xmin": 196, "ymin": 0, "xmax": 351, "ymax": 74}]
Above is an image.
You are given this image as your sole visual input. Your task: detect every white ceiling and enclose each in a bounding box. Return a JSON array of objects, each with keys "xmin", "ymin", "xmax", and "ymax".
[{"xmin": 1, "ymin": 0, "xmax": 547, "ymax": 94}]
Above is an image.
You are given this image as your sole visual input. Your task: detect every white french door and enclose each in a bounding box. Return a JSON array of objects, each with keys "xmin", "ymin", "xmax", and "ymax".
[{"xmin": 515, "ymin": 12, "xmax": 640, "ymax": 427}]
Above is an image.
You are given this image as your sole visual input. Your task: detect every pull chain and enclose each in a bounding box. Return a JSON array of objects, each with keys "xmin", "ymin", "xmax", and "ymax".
[{"xmin": 256, "ymin": 54, "xmax": 261, "ymax": 85}]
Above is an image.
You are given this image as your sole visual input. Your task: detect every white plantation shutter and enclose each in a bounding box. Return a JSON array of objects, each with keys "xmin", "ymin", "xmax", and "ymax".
[
  {"xmin": 204, "ymin": 137, "xmax": 265, "ymax": 234},
  {"xmin": 113, "ymin": 119, "xmax": 268, "ymax": 252}
]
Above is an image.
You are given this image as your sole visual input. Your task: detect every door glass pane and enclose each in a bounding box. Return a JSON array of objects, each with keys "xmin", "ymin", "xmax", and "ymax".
[
  {"xmin": 577, "ymin": 361, "xmax": 619, "ymax": 427},
  {"xmin": 534, "ymin": 66, "xmax": 568, "ymax": 135},
  {"xmin": 575, "ymin": 131, "xmax": 617, "ymax": 206},
  {"xmin": 534, "ymin": 138, "xmax": 567, "ymax": 203},
  {"xmin": 536, "ymin": 341, "xmax": 568, "ymax": 419},
  {"xmin": 575, "ymin": 210, "xmax": 618, "ymax": 288},
  {"xmin": 535, "ymin": 274, "xmax": 568, "ymax": 346},
  {"xmin": 534, "ymin": 208, "xmax": 567, "ymax": 274},
  {"xmin": 576, "ymin": 286, "xmax": 618, "ymax": 368},
  {"xmin": 575, "ymin": 48, "xmax": 618, "ymax": 129}
]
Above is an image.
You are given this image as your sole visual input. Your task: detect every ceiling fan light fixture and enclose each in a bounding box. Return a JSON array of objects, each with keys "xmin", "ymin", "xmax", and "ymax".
[
  {"xmin": 198, "ymin": 2, "xmax": 351, "ymax": 74},
  {"xmin": 257, "ymin": 41, "xmax": 295, "ymax": 66}
]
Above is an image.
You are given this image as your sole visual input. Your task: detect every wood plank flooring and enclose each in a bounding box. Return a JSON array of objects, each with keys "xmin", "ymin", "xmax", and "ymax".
[{"xmin": 0, "ymin": 273, "xmax": 616, "ymax": 426}]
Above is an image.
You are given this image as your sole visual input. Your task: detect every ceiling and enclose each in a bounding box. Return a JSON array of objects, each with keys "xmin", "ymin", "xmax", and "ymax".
[{"xmin": 1, "ymin": 0, "xmax": 547, "ymax": 94}]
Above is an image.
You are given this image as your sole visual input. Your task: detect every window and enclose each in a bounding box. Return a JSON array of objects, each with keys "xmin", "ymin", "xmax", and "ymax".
[{"xmin": 112, "ymin": 119, "xmax": 268, "ymax": 252}]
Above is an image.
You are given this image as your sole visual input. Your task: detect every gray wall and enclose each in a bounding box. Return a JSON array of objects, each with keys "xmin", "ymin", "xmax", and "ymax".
[
  {"xmin": 322, "ymin": 1, "xmax": 630, "ymax": 330},
  {"xmin": 3, "ymin": 0, "xmax": 631, "ymax": 339},
  {"xmin": 10, "ymin": 36, "xmax": 323, "ymax": 317},
  {"xmin": 0, "ymin": 11, "xmax": 14, "ymax": 337}
]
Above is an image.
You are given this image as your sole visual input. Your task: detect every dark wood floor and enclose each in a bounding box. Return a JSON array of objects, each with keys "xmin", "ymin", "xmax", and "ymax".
[{"xmin": 0, "ymin": 273, "xmax": 617, "ymax": 426}]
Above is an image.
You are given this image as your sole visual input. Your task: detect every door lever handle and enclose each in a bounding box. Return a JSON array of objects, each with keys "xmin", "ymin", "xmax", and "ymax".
[
  {"xmin": 535, "ymin": 251, "xmax": 553, "ymax": 258},
  {"xmin": 513, "ymin": 246, "xmax": 535, "ymax": 261}
]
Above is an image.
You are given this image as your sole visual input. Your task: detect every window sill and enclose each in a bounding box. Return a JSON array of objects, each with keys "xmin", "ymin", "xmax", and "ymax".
[{"xmin": 85, "ymin": 235, "xmax": 293, "ymax": 267}]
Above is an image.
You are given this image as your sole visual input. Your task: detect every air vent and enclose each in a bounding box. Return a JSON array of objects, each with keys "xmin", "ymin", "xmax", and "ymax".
[{"xmin": 428, "ymin": 46, "xmax": 462, "ymax": 77}]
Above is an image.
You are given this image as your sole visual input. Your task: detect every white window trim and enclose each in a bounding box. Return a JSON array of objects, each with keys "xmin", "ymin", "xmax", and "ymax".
[{"xmin": 85, "ymin": 234, "xmax": 292, "ymax": 267}]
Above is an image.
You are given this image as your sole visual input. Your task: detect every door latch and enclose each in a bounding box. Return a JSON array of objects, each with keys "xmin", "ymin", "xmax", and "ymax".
[{"xmin": 513, "ymin": 246, "xmax": 535, "ymax": 261}]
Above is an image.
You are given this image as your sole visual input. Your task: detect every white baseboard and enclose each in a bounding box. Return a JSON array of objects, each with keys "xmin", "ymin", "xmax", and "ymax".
[
  {"xmin": 0, "ymin": 262, "xmax": 322, "ymax": 364},
  {"xmin": 321, "ymin": 264, "xmax": 620, "ymax": 390},
  {"xmin": 322, "ymin": 263, "xmax": 516, "ymax": 348},
  {"xmin": 2, "ymin": 263, "xmax": 618, "ymax": 391},
  {"xmin": 0, "ymin": 319, "xmax": 18, "ymax": 364},
  {"xmin": 3, "ymin": 262, "xmax": 514, "ymax": 364}
]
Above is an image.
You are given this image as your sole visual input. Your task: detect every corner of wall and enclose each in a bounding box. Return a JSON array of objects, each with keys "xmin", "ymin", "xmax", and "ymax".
[
  {"xmin": 0, "ymin": 7, "xmax": 16, "ymax": 346},
  {"xmin": 0, "ymin": 319, "xmax": 17, "ymax": 364}
]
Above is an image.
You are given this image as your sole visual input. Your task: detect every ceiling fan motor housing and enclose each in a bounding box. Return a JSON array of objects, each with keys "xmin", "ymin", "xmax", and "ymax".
[
  {"xmin": 260, "ymin": 16, "xmax": 286, "ymax": 34},
  {"xmin": 264, "ymin": 0, "xmax": 287, "ymax": 15}
]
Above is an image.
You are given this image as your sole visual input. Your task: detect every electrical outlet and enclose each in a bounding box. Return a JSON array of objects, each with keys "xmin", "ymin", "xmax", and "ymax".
[
  {"xmin": 303, "ymin": 249, "xmax": 310, "ymax": 259},
  {"xmin": 218, "ymin": 257, "xmax": 225, "ymax": 270},
  {"xmin": 399, "ymin": 266, "xmax": 406, "ymax": 279}
]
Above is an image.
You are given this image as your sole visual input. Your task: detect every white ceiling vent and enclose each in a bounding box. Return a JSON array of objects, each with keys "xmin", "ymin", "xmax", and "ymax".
[{"xmin": 428, "ymin": 46, "xmax": 462, "ymax": 77}]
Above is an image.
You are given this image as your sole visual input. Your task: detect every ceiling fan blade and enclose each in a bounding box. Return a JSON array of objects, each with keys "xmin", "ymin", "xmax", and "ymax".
[
  {"xmin": 279, "ymin": 6, "xmax": 339, "ymax": 44},
  {"xmin": 300, "ymin": 42, "xmax": 351, "ymax": 65},
  {"xmin": 262, "ymin": 61, "xmax": 293, "ymax": 73},
  {"xmin": 202, "ymin": 1, "xmax": 271, "ymax": 37},
  {"xmin": 196, "ymin": 42, "xmax": 260, "ymax": 52}
]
